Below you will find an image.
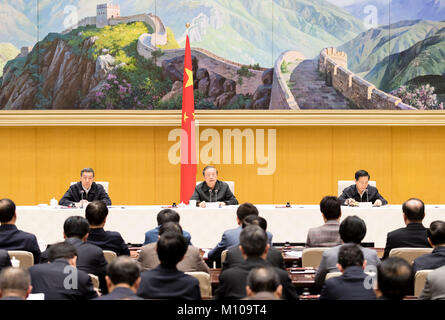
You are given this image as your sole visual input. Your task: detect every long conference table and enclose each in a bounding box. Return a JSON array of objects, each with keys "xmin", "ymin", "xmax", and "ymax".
[{"xmin": 14, "ymin": 204, "xmax": 445, "ymax": 248}]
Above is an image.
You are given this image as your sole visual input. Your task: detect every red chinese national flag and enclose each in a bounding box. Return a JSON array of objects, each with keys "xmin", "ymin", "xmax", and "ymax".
[{"xmin": 180, "ymin": 35, "xmax": 196, "ymax": 204}]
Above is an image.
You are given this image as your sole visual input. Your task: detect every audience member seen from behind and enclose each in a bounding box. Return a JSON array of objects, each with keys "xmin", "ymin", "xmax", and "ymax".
[
  {"xmin": 0, "ymin": 267, "xmax": 32, "ymax": 300},
  {"xmin": 0, "ymin": 198, "xmax": 41, "ymax": 264},
  {"xmin": 85, "ymin": 200, "xmax": 130, "ymax": 256},
  {"xmin": 138, "ymin": 222, "xmax": 209, "ymax": 273},
  {"xmin": 382, "ymin": 198, "xmax": 430, "ymax": 259},
  {"xmin": 376, "ymin": 257, "xmax": 414, "ymax": 300},
  {"xmin": 319, "ymin": 244, "xmax": 376, "ymax": 300},
  {"xmin": 306, "ymin": 196, "xmax": 342, "ymax": 247},
  {"xmin": 137, "ymin": 231, "xmax": 201, "ymax": 300},
  {"xmin": 28, "ymin": 242, "xmax": 98, "ymax": 300},
  {"xmin": 94, "ymin": 256, "xmax": 143, "ymax": 300},
  {"xmin": 244, "ymin": 266, "xmax": 282, "ymax": 300},
  {"xmin": 143, "ymin": 209, "xmax": 192, "ymax": 245},
  {"xmin": 413, "ymin": 220, "xmax": 445, "ymax": 273},
  {"xmin": 315, "ymin": 215, "xmax": 381, "ymax": 286},
  {"xmin": 419, "ymin": 264, "xmax": 445, "ymax": 300}
]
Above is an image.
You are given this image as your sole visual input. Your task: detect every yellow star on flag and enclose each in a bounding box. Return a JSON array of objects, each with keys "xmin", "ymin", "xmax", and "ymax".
[
  {"xmin": 183, "ymin": 112, "xmax": 189, "ymax": 122},
  {"xmin": 185, "ymin": 68, "xmax": 193, "ymax": 88},
  {"xmin": 192, "ymin": 112, "xmax": 195, "ymax": 120}
]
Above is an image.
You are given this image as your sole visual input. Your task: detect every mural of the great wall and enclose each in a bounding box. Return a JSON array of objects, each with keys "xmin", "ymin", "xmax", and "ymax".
[{"xmin": 0, "ymin": 0, "xmax": 444, "ymax": 110}]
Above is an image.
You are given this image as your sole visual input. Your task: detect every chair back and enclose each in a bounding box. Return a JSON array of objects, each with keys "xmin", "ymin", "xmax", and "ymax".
[
  {"xmin": 388, "ymin": 248, "xmax": 433, "ymax": 264},
  {"xmin": 185, "ymin": 271, "xmax": 211, "ymax": 298},
  {"xmin": 414, "ymin": 270, "xmax": 433, "ymax": 297},
  {"xmin": 301, "ymin": 248, "xmax": 327, "ymax": 268},
  {"xmin": 196, "ymin": 181, "xmax": 235, "ymax": 194},
  {"xmin": 70, "ymin": 181, "xmax": 109, "ymax": 193},
  {"xmin": 337, "ymin": 180, "xmax": 376, "ymax": 197},
  {"xmin": 221, "ymin": 250, "xmax": 228, "ymax": 264},
  {"xmin": 103, "ymin": 250, "xmax": 117, "ymax": 264},
  {"xmin": 8, "ymin": 251, "xmax": 34, "ymax": 269},
  {"xmin": 89, "ymin": 273, "xmax": 100, "ymax": 289}
]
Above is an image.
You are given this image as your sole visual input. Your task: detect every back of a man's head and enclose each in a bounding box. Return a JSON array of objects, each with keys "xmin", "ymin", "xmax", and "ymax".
[
  {"xmin": 159, "ymin": 222, "xmax": 183, "ymax": 236},
  {"xmin": 320, "ymin": 196, "xmax": 341, "ymax": 220},
  {"xmin": 0, "ymin": 267, "xmax": 31, "ymax": 299},
  {"xmin": 85, "ymin": 201, "xmax": 108, "ymax": 226},
  {"xmin": 240, "ymin": 225, "xmax": 267, "ymax": 258},
  {"xmin": 242, "ymin": 215, "xmax": 267, "ymax": 231},
  {"xmin": 156, "ymin": 231, "xmax": 188, "ymax": 268},
  {"xmin": 0, "ymin": 199, "xmax": 15, "ymax": 223},
  {"xmin": 107, "ymin": 256, "xmax": 141, "ymax": 287},
  {"xmin": 237, "ymin": 203, "xmax": 259, "ymax": 222},
  {"xmin": 63, "ymin": 216, "xmax": 90, "ymax": 239},
  {"xmin": 402, "ymin": 198, "xmax": 425, "ymax": 222},
  {"xmin": 156, "ymin": 209, "xmax": 180, "ymax": 226},
  {"xmin": 428, "ymin": 220, "xmax": 445, "ymax": 246},
  {"xmin": 247, "ymin": 267, "xmax": 280, "ymax": 294},
  {"xmin": 339, "ymin": 215, "xmax": 367, "ymax": 244},
  {"xmin": 338, "ymin": 244, "xmax": 364, "ymax": 270},
  {"xmin": 48, "ymin": 242, "xmax": 78, "ymax": 262},
  {"xmin": 377, "ymin": 257, "xmax": 414, "ymax": 300}
]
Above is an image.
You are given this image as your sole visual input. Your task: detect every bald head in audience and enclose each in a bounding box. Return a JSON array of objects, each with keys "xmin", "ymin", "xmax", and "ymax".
[
  {"xmin": 377, "ymin": 257, "xmax": 414, "ymax": 300},
  {"xmin": 246, "ymin": 266, "xmax": 282, "ymax": 299},
  {"xmin": 402, "ymin": 198, "xmax": 425, "ymax": 225},
  {"xmin": 0, "ymin": 267, "xmax": 32, "ymax": 300}
]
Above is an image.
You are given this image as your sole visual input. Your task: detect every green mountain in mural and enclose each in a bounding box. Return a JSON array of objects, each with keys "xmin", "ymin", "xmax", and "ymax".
[
  {"xmin": 339, "ymin": 20, "xmax": 445, "ymax": 75},
  {"xmin": 365, "ymin": 28, "xmax": 445, "ymax": 92},
  {"xmin": 0, "ymin": 43, "xmax": 20, "ymax": 77}
]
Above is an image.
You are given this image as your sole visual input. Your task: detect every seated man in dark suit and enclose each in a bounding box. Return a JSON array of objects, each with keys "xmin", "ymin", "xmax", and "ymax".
[
  {"xmin": 143, "ymin": 209, "xmax": 192, "ymax": 245},
  {"xmin": 315, "ymin": 216, "xmax": 381, "ymax": 286},
  {"xmin": 413, "ymin": 220, "xmax": 445, "ymax": 273},
  {"xmin": 208, "ymin": 203, "xmax": 273, "ymax": 264},
  {"xmin": 244, "ymin": 267, "xmax": 282, "ymax": 300},
  {"xmin": 29, "ymin": 242, "xmax": 98, "ymax": 300},
  {"xmin": 339, "ymin": 170, "xmax": 387, "ymax": 206},
  {"xmin": 138, "ymin": 222, "xmax": 209, "ymax": 273},
  {"xmin": 59, "ymin": 167, "xmax": 111, "ymax": 207},
  {"xmin": 94, "ymin": 256, "xmax": 143, "ymax": 300},
  {"xmin": 0, "ymin": 198, "xmax": 41, "ymax": 264},
  {"xmin": 0, "ymin": 267, "xmax": 32, "ymax": 300},
  {"xmin": 190, "ymin": 166, "xmax": 238, "ymax": 208},
  {"xmin": 40, "ymin": 216, "xmax": 108, "ymax": 294},
  {"xmin": 306, "ymin": 196, "xmax": 342, "ymax": 247},
  {"xmin": 382, "ymin": 198, "xmax": 431, "ymax": 259},
  {"xmin": 222, "ymin": 215, "xmax": 284, "ymax": 271},
  {"xmin": 376, "ymin": 257, "xmax": 414, "ymax": 300},
  {"xmin": 319, "ymin": 244, "xmax": 376, "ymax": 300},
  {"xmin": 214, "ymin": 225, "xmax": 298, "ymax": 300},
  {"xmin": 137, "ymin": 231, "xmax": 201, "ymax": 299},
  {"xmin": 85, "ymin": 201, "xmax": 129, "ymax": 256}
]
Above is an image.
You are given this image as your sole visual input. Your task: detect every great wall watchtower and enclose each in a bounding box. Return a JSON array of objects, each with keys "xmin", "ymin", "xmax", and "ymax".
[{"xmin": 96, "ymin": 3, "xmax": 121, "ymax": 28}]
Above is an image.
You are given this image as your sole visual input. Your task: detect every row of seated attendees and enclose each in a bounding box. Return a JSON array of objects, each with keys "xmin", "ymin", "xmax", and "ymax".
[{"xmin": 0, "ymin": 195, "xmax": 444, "ymax": 300}]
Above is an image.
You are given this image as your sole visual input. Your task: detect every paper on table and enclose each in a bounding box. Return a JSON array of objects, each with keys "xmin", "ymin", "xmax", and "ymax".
[{"xmin": 284, "ymin": 251, "xmax": 302, "ymax": 258}]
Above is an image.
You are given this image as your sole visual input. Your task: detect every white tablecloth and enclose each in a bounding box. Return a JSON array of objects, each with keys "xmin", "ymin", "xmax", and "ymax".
[{"xmin": 15, "ymin": 205, "xmax": 445, "ymax": 248}]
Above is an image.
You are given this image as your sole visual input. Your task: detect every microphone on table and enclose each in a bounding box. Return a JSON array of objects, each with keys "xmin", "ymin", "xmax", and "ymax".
[
  {"xmin": 209, "ymin": 189, "xmax": 213, "ymax": 202},
  {"xmin": 80, "ymin": 190, "xmax": 85, "ymax": 208},
  {"xmin": 214, "ymin": 189, "xmax": 219, "ymax": 202},
  {"xmin": 365, "ymin": 189, "xmax": 369, "ymax": 202}
]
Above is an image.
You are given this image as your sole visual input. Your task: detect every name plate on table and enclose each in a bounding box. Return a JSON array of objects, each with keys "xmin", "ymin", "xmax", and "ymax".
[
  {"xmin": 359, "ymin": 202, "xmax": 373, "ymax": 208},
  {"xmin": 206, "ymin": 202, "xmax": 222, "ymax": 208}
]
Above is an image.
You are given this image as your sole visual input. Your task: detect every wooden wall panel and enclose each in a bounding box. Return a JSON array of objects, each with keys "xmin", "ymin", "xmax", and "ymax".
[{"xmin": 0, "ymin": 125, "xmax": 444, "ymax": 205}]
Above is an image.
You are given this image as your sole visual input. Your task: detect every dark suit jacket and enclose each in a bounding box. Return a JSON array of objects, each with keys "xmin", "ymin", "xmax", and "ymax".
[
  {"xmin": 0, "ymin": 224, "xmax": 41, "ymax": 264},
  {"xmin": 40, "ymin": 238, "xmax": 108, "ymax": 294},
  {"xmin": 214, "ymin": 257, "xmax": 298, "ymax": 300},
  {"xmin": 413, "ymin": 246, "xmax": 445, "ymax": 273},
  {"xmin": 383, "ymin": 223, "xmax": 431, "ymax": 259},
  {"xmin": 87, "ymin": 228, "xmax": 130, "ymax": 256},
  {"xmin": 190, "ymin": 180, "xmax": 238, "ymax": 205},
  {"xmin": 319, "ymin": 266, "xmax": 376, "ymax": 300},
  {"xmin": 94, "ymin": 287, "xmax": 143, "ymax": 300},
  {"xmin": 137, "ymin": 265, "xmax": 201, "ymax": 300},
  {"xmin": 59, "ymin": 181, "xmax": 111, "ymax": 206},
  {"xmin": 338, "ymin": 185, "xmax": 387, "ymax": 205},
  {"xmin": 222, "ymin": 246, "xmax": 285, "ymax": 271},
  {"xmin": 208, "ymin": 226, "xmax": 273, "ymax": 262},
  {"xmin": 0, "ymin": 249, "xmax": 11, "ymax": 271},
  {"xmin": 138, "ymin": 243, "xmax": 209, "ymax": 273},
  {"xmin": 28, "ymin": 259, "xmax": 97, "ymax": 300}
]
